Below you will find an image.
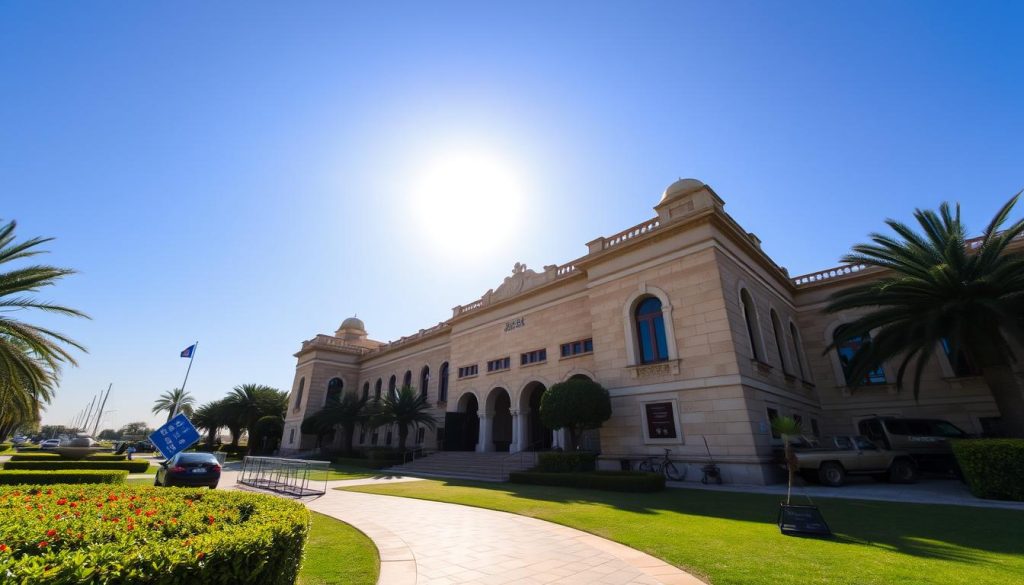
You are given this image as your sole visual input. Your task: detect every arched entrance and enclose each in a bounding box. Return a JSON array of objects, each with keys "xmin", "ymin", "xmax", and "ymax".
[
  {"xmin": 485, "ymin": 387, "xmax": 513, "ymax": 452},
  {"xmin": 520, "ymin": 381, "xmax": 552, "ymax": 451},
  {"xmin": 443, "ymin": 393, "xmax": 480, "ymax": 451}
]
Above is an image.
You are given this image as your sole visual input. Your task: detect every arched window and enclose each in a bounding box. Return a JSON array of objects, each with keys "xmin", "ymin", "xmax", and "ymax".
[
  {"xmin": 438, "ymin": 362, "xmax": 449, "ymax": 402},
  {"xmin": 294, "ymin": 377, "xmax": 305, "ymax": 411},
  {"xmin": 403, "ymin": 370, "xmax": 412, "ymax": 389},
  {"xmin": 770, "ymin": 309, "xmax": 789, "ymax": 373},
  {"xmin": 388, "ymin": 375, "xmax": 397, "ymax": 397},
  {"xmin": 834, "ymin": 326, "xmax": 886, "ymax": 385},
  {"xmin": 739, "ymin": 289, "xmax": 763, "ymax": 361},
  {"xmin": 374, "ymin": 378, "xmax": 382, "ymax": 399},
  {"xmin": 420, "ymin": 365, "xmax": 430, "ymax": 399},
  {"xmin": 362, "ymin": 382, "xmax": 370, "ymax": 400},
  {"xmin": 634, "ymin": 296, "xmax": 668, "ymax": 364},
  {"xmin": 789, "ymin": 322, "xmax": 808, "ymax": 380},
  {"xmin": 326, "ymin": 377, "xmax": 343, "ymax": 404}
]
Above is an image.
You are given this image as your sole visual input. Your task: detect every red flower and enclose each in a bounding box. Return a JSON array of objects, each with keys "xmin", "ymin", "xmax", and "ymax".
[
  {"xmin": 0, "ymin": 544, "xmax": 8, "ymax": 552},
  {"xmin": 56, "ymin": 498, "xmax": 67, "ymax": 506},
  {"xmin": 69, "ymin": 502, "xmax": 78, "ymax": 508},
  {"xmin": 196, "ymin": 552, "xmax": 205, "ymax": 560},
  {"xmin": 207, "ymin": 515, "xmax": 215, "ymax": 525},
  {"xmin": 38, "ymin": 541, "xmax": 48, "ymax": 549},
  {"xmin": 46, "ymin": 529, "xmax": 56, "ymax": 537}
]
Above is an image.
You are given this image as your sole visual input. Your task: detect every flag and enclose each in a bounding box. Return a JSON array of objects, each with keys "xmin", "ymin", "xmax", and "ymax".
[{"xmin": 180, "ymin": 344, "xmax": 195, "ymax": 358}]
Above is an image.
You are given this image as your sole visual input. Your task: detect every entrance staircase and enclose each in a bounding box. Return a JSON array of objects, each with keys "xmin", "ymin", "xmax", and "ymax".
[{"xmin": 385, "ymin": 451, "xmax": 538, "ymax": 482}]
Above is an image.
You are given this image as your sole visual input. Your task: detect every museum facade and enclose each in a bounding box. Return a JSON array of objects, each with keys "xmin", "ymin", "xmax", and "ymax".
[{"xmin": 280, "ymin": 178, "xmax": 1006, "ymax": 484}]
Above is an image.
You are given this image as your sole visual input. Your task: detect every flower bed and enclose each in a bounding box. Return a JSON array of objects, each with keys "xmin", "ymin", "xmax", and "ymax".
[
  {"xmin": 3, "ymin": 460, "xmax": 151, "ymax": 473},
  {"xmin": 0, "ymin": 485, "xmax": 309, "ymax": 584},
  {"xmin": 0, "ymin": 470, "xmax": 127, "ymax": 485}
]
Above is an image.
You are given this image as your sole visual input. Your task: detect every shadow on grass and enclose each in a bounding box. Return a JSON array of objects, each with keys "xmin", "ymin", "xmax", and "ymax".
[{"xmin": 374, "ymin": 477, "xmax": 1024, "ymax": 563}]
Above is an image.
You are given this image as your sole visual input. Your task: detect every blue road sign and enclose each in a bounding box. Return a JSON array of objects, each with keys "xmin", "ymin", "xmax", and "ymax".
[{"xmin": 149, "ymin": 413, "xmax": 201, "ymax": 460}]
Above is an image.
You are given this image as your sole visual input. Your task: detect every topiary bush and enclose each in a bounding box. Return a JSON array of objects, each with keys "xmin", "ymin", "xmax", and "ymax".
[
  {"xmin": 0, "ymin": 485, "xmax": 309, "ymax": 584},
  {"xmin": 0, "ymin": 470, "xmax": 127, "ymax": 485},
  {"xmin": 952, "ymin": 439, "xmax": 1024, "ymax": 501},
  {"xmin": 535, "ymin": 452, "xmax": 597, "ymax": 473},
  {"xmin": 3, "ymin": 460, "xmax": 151, "ymax": 473},
  {"xmin": 510, "ymin": 471, "xmax": 665, "ymax": 492},
  {"xmin": 10, "ymin": 453, "xmax": 128, "ymax": 462}
]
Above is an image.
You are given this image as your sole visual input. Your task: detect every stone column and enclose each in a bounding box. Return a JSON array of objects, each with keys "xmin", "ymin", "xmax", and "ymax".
[
  {"xmin": 510, "ymin": 409, "xmax": 521, "ymax": 453},
  {"xmin": 477, "ymin": 414, "xmax": 493, "ymax": 452}
]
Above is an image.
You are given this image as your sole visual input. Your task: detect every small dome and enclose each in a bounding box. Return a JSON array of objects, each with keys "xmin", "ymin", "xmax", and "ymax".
[
  {"xmin": 339, "ymin": 316, "xmax": 365, "ymax": 331},
  {"xmin": 660, "ymin": 178, "xmax": 705, "ymax": 202}
]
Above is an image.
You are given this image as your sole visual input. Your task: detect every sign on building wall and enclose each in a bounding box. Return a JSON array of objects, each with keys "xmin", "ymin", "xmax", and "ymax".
[
  {"xmin": 641, "ymin": 400, "xmax": 683, "ymax": 444},
  {"xmin": 504, "ymin": 317, "xmax": 526, "ymax": 332}
]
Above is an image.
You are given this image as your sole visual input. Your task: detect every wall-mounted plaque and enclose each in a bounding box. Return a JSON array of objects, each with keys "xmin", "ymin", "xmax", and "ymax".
[
  {"xmin": 644, "ymin": 402, "xmax": 678, "ymax": 440},
  {"xmin": 504, "ymin": 317, "xmax": 526, "ymax": 332}
]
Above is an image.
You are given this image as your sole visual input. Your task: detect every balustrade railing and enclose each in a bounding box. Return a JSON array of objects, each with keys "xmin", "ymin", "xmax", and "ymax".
[{"xmin": 603, "ymin": 218, "xmax": 661, "ymax": 250}]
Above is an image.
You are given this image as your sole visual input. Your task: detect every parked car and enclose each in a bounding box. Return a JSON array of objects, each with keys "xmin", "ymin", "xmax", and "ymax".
[
  {"xmin": 40, "ymin": 439, "xmax": 61, "ymax": 450},
  {"xmin": 134, "ymin": 440, "xmax": 157, "ymax": 453},
  {"xmin": 792, "ymin": 435, "xmax": 919, "ymax": 487},
  {"xmin": 857, "ymin": 417, "xmax": 968, "ymax": 473},
  {"xmin": 154, "ymin": 452, "xmax": 221, "ymax": 489}
]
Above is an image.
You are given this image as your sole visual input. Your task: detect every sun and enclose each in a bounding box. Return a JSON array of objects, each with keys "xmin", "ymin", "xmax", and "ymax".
[{"xmin": 410, "ymin": 150, "xmax": 526, "ymax": 258}]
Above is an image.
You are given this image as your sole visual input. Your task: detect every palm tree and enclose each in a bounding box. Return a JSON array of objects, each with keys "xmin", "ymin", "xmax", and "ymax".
[
  {"xmin": 151, "ymin": 387, "xmax": 196, "ymax": 423},
  {"xmin": 372, "ymin": 385, "xmax": 436, "ymax": 451},
  {"xmin": 827, "ymin": 194, "xmax": 1024, "ymax": 437},
  {"xmin": 303, "ymin": 392, "xmax": 369, "ymax": 454},
  {"xmin": 771, "ymin": 416, "xmax": 803, "ymax": 505},
  {"xmin": 223, "ymin": 384, "xmax": 287, "ymax": 454},
  {"xmin": 0, "ymin": 219, "xmax": 87, "ymax": 440},
  {"xmin": 191, "ymin": 399, "xmax": 228, "ymax": 448}
]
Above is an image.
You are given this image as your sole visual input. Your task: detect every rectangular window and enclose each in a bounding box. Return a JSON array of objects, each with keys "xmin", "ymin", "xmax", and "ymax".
[
  {"xmin": 487, "ymin": 357, "xmax": 511, "ymax": 372},
  {"xmin": 457, "ymin": 365, "xmax": 479, "ymax": 378},
  {"xmin": 520, "ymin": 348, "xmax": 547, "ymax": 365},
  {"xmin": 560, "ymin": 338, "xmax": 594, "ymax": 358},
  {"xmin": 767, "ymin": 408, "xmax": 780, "ymax": 439},
  {"xmin": 417, "ymin": 427, "xmax": 426, "ymax": 444},
  {"xmin": 811, "ymin": 418, "xmax": 820, "ymax": 437}
]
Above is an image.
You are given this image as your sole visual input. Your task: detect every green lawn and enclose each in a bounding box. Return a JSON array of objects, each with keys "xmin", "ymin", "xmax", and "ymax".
[
  {"xmin": 298, "ymin": 512, "xmax": 379, "ymax": 585},
  {"xmin": 345, "ymin": 480, "xmax": 1024, "ymax": 585},
  {"xmin": 305, "ymin": 463, "xmax": 397, "ymax": 481}
]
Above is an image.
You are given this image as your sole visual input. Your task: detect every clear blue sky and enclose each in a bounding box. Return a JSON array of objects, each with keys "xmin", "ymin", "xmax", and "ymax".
[{"xmin": 3, "ymin": 1, "xmax": 1021, "ymax": 431}]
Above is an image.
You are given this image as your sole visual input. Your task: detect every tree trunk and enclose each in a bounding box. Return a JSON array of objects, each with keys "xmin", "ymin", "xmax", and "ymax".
[
  {"xmin": 980, "ymin": 364, "xmax": 1024, "ymax": 438},
  {"xmin": 398, "ymin": 426, "xmax": 409, "ymax": 451},
  {"xmin": 567, "ymin": 427, "xmax": 579, "ymax": 452},
  {"xmin": 342, "ymin": 423, "xmax": 355, "ymax": 455}
]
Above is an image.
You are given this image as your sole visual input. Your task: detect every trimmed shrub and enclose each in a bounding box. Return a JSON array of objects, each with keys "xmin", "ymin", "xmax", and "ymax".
[
  {"xmin": 0, "ymin": 470, "xmax": 127, "ymax": 485},
  {"xmin": 952, "ymin": 439, "xmax": 1024, "ymax": 501},
  {"xmin": 9, "ymin": 453, "xmax": 128, "ymax": 462},
  {"xmin": 510, "ymin": 471, "xmax": 665, "ymax": 492},
  {"xmin": 0, "ymin": 485, "xmax": 309, "ymax": 584},
  {"xmin": 536, "ymin": 452, "xmax": 598, "ymax": 473},
  {"xmin": 0, "ymin": 442, "xmax": 12, "ymax": 453},
  {"xmin": 3, "ymin": 460, "xmax": 151, "ymax": 473}
]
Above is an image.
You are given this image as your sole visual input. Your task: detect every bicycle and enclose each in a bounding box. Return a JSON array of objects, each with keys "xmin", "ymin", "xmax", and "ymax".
[{"xmin": 638, "ymin": 448, "xmax": 685, "ymax": 480}]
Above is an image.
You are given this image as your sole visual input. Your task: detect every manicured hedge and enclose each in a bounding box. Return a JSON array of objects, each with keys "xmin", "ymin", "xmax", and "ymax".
[
  {"xmin": 0, "ymin": 470, "xmax": 127, "ymax": 485},
  {"xmin": 535, "ymin": 452, "xmax": 598, "ymax": 473},
  {"xmin": 0, "ymin": 442, "xmax": 12, "ymax": 453},
  {"xmin": 10, "ymin": 453, "xmax": 128, "ymax": 462},
  {"xmin": 510, "ymin": 471, "xmax": 665, "ymax": 492},
  {"xmin": 952, "ymin": 439, "xmax": 1024, "ymax": 501},
  {"xmin": 0, "ymin": 485, "xmax": 309, "ymax": 584},
  {"xmin": 3, "ymin": 460, "xmax": 151, "ymax": 473}
]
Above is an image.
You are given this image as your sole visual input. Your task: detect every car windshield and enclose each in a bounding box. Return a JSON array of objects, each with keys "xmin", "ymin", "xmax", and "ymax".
[{"xmin": 177, "ymin": 453, "xmax": 218, "ymax": 464}]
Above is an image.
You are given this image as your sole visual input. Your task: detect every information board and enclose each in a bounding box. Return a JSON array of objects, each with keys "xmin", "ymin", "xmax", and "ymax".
[
  {"xmin": 777, "ymin": 504, "xmax": 832, "ymax": 537},
  {"xmin": 149, "ymin": 413, "xmax": 201, "ymax": 460}
]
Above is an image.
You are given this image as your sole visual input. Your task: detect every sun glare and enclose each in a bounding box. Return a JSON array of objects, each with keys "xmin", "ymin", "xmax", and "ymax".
[{"xmin": 411, "ymin": 151, "xmax": 526, "ymax": 258}]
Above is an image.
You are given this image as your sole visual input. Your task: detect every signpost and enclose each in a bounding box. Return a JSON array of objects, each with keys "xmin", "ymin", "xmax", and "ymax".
[
  {"xmin": 149, "ymin": 413, "xmax": 202, "ymax": 460},
  {"xmin": 777, "ymin": 503, "xmax": 832, "ymax": 537}
]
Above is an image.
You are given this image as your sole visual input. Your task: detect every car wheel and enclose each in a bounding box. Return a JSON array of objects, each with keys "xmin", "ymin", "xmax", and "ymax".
[
  {"xmin": 818, "ymin": 462, "xmax": 846, "ymax": 487},
  {"xmin": 153, "ymin": 477, "xmax": 160, "ymax": 487},
  {"xmin": 209, "ymin": 483, "xmax": 218, "ymax": 490},
  {"xmin": 889, "ymin": 458, "xmax": 919, "ymax": 484}
]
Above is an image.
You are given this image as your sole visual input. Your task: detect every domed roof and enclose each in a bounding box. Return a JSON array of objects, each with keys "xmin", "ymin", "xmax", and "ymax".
[
  {"xmin": 339, "ymin": 316, "xmax": 365, "ymax": 331},
  {"xmin": 660, "ymin": 178, "xmax": 705, "ymax": 203}
]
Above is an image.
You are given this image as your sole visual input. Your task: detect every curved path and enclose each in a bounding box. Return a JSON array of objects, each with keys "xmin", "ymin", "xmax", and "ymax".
[{"xmin": 229, "ymin": 472, "xmax": 703, "ymax": 585}]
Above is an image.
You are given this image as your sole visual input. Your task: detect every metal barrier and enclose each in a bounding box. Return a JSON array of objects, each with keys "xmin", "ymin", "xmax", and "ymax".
[{"xmin": 238, "ymin": 456, "xmax": 330, "ymax": 496}]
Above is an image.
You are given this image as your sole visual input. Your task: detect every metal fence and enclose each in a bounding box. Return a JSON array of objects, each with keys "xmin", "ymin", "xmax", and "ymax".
[{"xmin": 238, "ymin": 456, "xmax": 330, "ymax": 496}]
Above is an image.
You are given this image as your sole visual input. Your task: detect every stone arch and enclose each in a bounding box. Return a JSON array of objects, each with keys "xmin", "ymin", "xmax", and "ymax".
[
  {"xmin": 325, "ymin": 377, "xmax": 344, "ymax": 405},
  {"xmin": 483, "ymin": 387, "xmax": 513, "ymax": 452},
  {"xmin": 563, "ymin": 368, "xmax": 597, "ymax": 383},
  {"xmin": 517, "ymin": 380, "xmax": 553, "ymax": 451},
  {"xmin": 450, "ymin": 391, "xmax": 480, "ymax": 452},
  {"xmin": 622, "ymin": 283, "xmax": 679, "ymax": 366},
  {"xmin": 737, "ymin": 282, "xmax": 766, "ymax": 362},
  {"xmin": 824, "ymin": 319, "xmax": 892, "ymax": 388}
]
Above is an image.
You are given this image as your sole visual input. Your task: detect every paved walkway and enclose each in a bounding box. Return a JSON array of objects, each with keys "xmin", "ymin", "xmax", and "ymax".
[{"xmin": 224, "ymin": 472, "xmax": 703, "ymax": 585}]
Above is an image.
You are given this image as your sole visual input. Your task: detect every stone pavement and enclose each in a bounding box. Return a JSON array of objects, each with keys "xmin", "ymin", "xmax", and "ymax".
[{"xmin": 223, "ymin": 471, "xmax": 703, "ymax": 585}]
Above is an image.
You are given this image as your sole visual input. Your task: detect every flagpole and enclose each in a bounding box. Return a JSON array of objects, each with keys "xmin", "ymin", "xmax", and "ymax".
[{"xmin": 174, "ymin": 341, "xmax": 198, "ymax": 418}]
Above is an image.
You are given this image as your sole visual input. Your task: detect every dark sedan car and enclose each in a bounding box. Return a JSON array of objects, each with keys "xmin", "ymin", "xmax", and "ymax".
[{"xmin": 155, "ymin": 452, "xmax": 221, "ymax": 488}]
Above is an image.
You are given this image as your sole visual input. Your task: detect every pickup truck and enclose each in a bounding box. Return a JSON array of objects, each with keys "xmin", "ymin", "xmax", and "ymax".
[{"xmin": 791, "ymin": 435, "xmax": 919, "ymax": 487}]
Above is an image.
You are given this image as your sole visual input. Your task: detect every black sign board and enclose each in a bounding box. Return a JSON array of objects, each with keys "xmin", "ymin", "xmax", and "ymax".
[
  {"xmin": 777, "ymin": 504, "xmax": 831, "ymax": 537},
  {"xmin": 644, "ymin": 402, "xmax": 677, "ymax": 439}
]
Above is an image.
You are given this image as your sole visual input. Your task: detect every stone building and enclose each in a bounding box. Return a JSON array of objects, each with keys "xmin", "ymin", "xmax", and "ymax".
[{"xmin": 280, "ymin": 178, "xmax": 1009, "ymax": 483}]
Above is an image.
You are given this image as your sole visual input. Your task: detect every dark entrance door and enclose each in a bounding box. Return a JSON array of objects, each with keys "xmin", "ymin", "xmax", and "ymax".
[
  {"xmin": 529, "ymin": 386, "xmax": 552, "ymax": 450},
  {"xmin": 444, "ymin": 396, "xmax": 480, "ymax": 451}
]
